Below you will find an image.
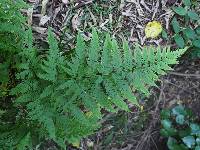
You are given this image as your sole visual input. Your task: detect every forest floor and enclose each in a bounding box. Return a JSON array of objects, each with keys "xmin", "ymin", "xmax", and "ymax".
[{"xmin": 26, "ymin": 0, "xmax": 200, "ymax": 149}]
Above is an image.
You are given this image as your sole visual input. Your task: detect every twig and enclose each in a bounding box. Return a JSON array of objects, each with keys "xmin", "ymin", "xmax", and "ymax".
[
  {"xmin": 164, "ymin": 80, "xmax": 194, "ymax": 95},
  {"xmin": 140, "ymin": 0, "xmax": 151, "ymax": 12},
  {"xmin": 150, "ymin": 136, "xmax": 159, "ymax": 150},
  {"xmin": 169, "ymin": 72, "xmax": 200, "ymax": 78},
  {"xmin": 73, "ymin": 0, "xmax": 93, "ymax": 10},
  {"xmin": 152, "ymin": 0, "xmax": 159, "ymax": 20},
  {"xmin": 135, "ymin": 81, "xmax": 164, "ymax": 150}
]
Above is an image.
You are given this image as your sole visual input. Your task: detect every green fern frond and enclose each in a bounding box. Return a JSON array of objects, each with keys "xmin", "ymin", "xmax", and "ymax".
[
  {"xmin": 3, "ymin": 26, "xmax": 186, "ymax": 150},
  {"xmin": 38, "ymin": 29, "xmax": 60, "ymax": 82}
]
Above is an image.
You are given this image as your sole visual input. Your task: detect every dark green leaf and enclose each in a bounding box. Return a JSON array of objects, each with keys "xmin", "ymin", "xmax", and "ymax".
[
  {"xmin": 173, "ymin": 144, "xmax": 189, "ymax": 150},
  {"xmin": 188, "ymin": 11, "xmax": 200, "ymax": 21},
  {"xmin": 182, "ymin": 136, "xmax": 195, "ymax": 148},
  {"xmin": 17, "ymin": 132, "xmax": 31, "ymax": 150},
  {"xmin": 103, "ymin": 132, "xmax": 114, "ymax": 145},
  {"xmin": 161, "ymin": 109, "xmax": 171, "ymax": 119},
  {"xmin": 160, "ymin": 128, "xmax": 177, "ymax": 137},
  {"xmin": 196, "ymin": 27, "xmax": 200, "ymax": 35},
  {"xmin": 183, "ymin": 0, "xmax": 191, "ymax": 6},
  {"xmin": 167, "ymin": 137, "xmax": 178, "ymax": 150},
  {"xmin": 195, "ymin": 146, "xmax": 200, "ymax": 150},
  {"xmin": 196, "ymin": 138, "xmax": 200, "ymax": 145},
  {"xmin": 176, "ymin": 115, "xmax": 185, "ymax": 125},
  {"xmin": 185, "ymin": 108, "xmax": 194, "ymax": 117},
  {"xmin": 172, "ymin": 105, "xmax": 186, "ymax": 116},
  {"xmin": 160, "ymin": 129, "xmax": 169, "ymax": 137},
  {"xmin": 161, "ymin": 119, "xmax": 172, "ymax": 129},
  {"xmin": 179, "ymin": 128, "xmax": 191, "ymax": 138},
  {"xmin": 193, "ymin": 39, "xmax": 200, "ymax": 48},
  {"xmin": 190, "ymin": 48, "xmax": 200, "ymax": 59},
  {"xmin": 0, "ymin": 63, "xmax": 9, "ymax": 83},
  {"xmin": 174, "ymin": 34, "xmax": 185, "ymax": 48},
  {"xmin": 172, "ymin": 17, "xmax": 181, "ymax": 33},
  {"xmin": 183, "ymin": 27, "xmax": 197, "ymax": 40},
  {"xmin": 190, "ymin": 123, "xmax": 200, "ymax": 135},
  {"xmin": 162, "ymin": 29, "xmax": 168, "ymax": 39},
  {"xmin": 173, "ymin": 7, "xmax": 187, "ymax": 16}
]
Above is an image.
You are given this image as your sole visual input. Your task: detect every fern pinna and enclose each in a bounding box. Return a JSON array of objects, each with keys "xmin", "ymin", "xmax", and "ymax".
[{"xmin": 1, "ymin": 28, "xmax": 186, "ymax": 149}]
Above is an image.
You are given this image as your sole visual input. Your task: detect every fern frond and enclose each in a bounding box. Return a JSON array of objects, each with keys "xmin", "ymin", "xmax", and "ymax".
[
  {"xmin": 4, "ymin": 26, "xmax": 186, "ymax": 150},
  {"xmin": 38, "ymin": 29, "xmax": 60, "ymax": 82}
]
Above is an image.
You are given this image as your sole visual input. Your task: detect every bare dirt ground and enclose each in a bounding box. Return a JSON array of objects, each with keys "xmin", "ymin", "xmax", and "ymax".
[{"xmin": 25, "ymin": 0, "xmax": 200, "ymax": 149}]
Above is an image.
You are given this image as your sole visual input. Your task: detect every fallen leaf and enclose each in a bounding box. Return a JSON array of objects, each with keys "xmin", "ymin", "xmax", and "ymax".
[
  {"xmin": 145, "ymin": 21, "xmax": 162, "ymax": 38},
  {"xmin": 32, "ymin": 26, "xmax": 47, "ymax": 34},
  {"xmin": 62, "ymin": 0, "xmax": 68, "ymax": 4},
  {"xmin": 39, "ymin": 15, "xmax": 50, "ymax": 26},
  {"xmin": 71, "ymin": 11, "xmax": 83, "ymax": 31},
  {"xmin": 27, "ymin": 8, "xmax": 33, "ymax": 26},
  {"xmin": 41, "ymin": 0, "xmax": 49, "ymax": 15},
  {"xmin": 86, "ymin": 139, "xmax": 94, "ymax": 147}
]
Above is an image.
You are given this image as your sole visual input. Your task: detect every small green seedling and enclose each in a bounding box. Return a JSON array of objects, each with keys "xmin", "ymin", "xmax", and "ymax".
[
  {"xmin": 161, "ymin": 105, "xmax": 200, "ymax": 150},
  {"xmin": 171, "ymin": 0, "xmax": 200, "ymax": 58}
]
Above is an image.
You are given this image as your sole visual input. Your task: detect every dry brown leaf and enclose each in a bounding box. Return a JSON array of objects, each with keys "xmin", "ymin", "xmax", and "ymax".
[
  {"xmin": 100, "ymin": 19, "xmax": 109, "ymax": 28},
  {"xmin": 119, "ymin": 0, "xmax": 125, "ymax": 10},
  {"xmin": 88, "ymin": 9, "xmax": 97, "ymax": 25},
  {"xmin": 140, "ymin": 0, "xmax": 151, "ymax": 12},
  {"xmin": 27, "ymin": 8, "xmax": 33, "ymax": 26},
  {"xmin": 52, "ymin": 7, "xmax": 61, "ymax": 22},
  {"xmin": 28, "ymin": 0, "xmax": 35, "ymax": 2},
  {"xmin": 28, "ymin": 0, "xmax": 38, "ymax": 3},
  {"xmin": 39, "ymin": 15, "xmax": 50, "ymax": 26},
  {"xmin": 62, "ymin": 0, "xmax": 68, "ymax": 4},
  {"xmin": 41, "ymin": 0, "xmax": 49, "ymax": 15},
  {"xmin": 32, "ymin": 26, "xmax": 47, "ymax": 34},
  {"xmin": 72, "ymin": 14, "xmax": 80, "ymax": 31},
  {"xmin": 152, "ymin": 0, "xmax": 160, "ymax": 20},
  {"xmin": 72, "ymin": 11, "xmax": 82, "ymax": 31}
]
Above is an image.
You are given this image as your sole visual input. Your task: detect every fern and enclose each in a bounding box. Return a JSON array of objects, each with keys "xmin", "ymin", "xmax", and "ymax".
[
  {"xmin": 0, "ymin": 3, "xmax": 187, "ymax": 148},
  {"xmin": 0, "ymin": 0, "xmax": 27, "ymax": 97},
  {"xmin": 5, "ymin": 26, "xmax": 186, "ymax": 149}
]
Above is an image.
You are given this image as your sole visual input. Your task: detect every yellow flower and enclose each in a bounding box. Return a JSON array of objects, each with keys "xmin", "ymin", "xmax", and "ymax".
[{"xmin": 145, "ymin": 21, "xmax": 162, "ymax": 38}]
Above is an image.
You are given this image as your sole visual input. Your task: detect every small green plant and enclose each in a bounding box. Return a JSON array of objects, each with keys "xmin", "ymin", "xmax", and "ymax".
[
  {"xmin": 171, "ymin": 0, "xmax": 200, "ymax": 58},
  {"xmin": 160, "ymin": 105, "xmax": 200, "ymax": 150}
]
